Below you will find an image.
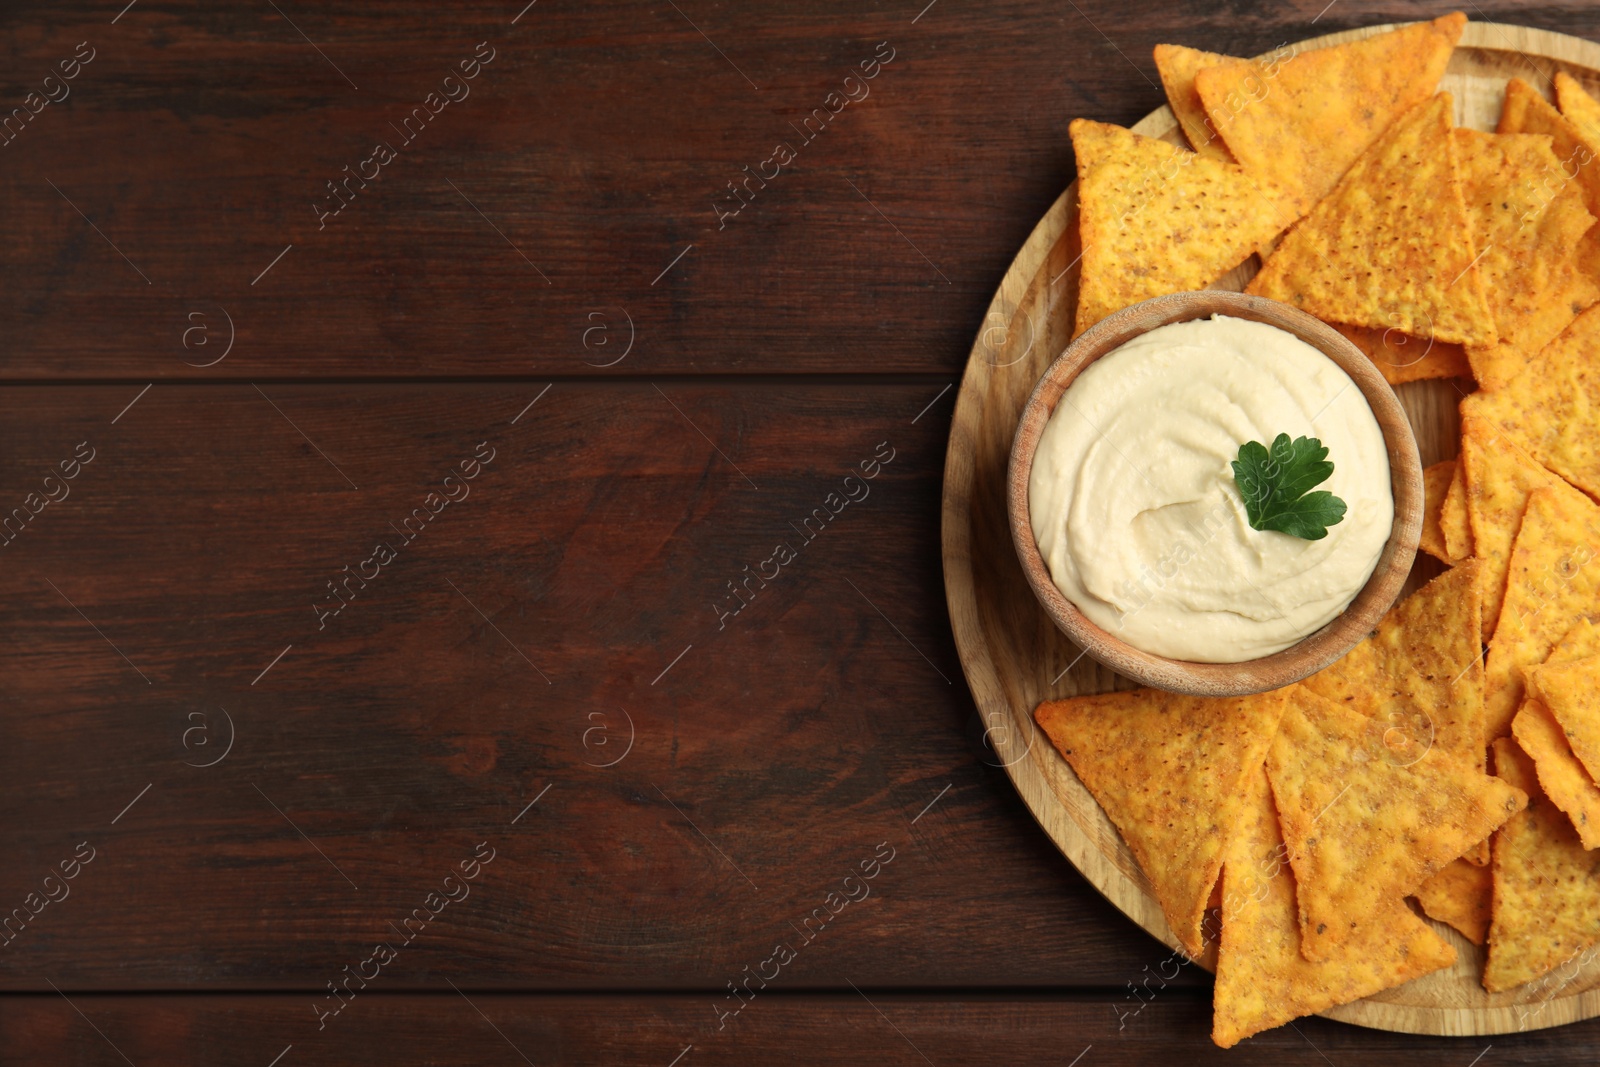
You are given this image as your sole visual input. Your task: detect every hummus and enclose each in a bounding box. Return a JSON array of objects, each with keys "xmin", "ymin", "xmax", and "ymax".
[{"xmin": 1028, "ymin": 314, "xmax": 1393, "ymax": 662}]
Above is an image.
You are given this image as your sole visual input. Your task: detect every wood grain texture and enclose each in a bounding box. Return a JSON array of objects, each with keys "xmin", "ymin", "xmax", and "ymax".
[
  {"xmin": 0, "ymin": 382, "xmax": 1184, "ymax": 991},
  {"xmin": 944, "ymin": 19, "xmax": 1600, "ymax": 1037},
  {"xmin": 1006, "ymin": 289, "xmax": 1421, "ymax": 696},
  {"xmin": 6, "ymin": 990, "xmax": 1598, "ymax": 1064},
  {"xmin": 0, "ymin": 0, "xmax": 1102, "ymax": 379},
  {"xmin": 8, "ymin": 0, "xmax": 1600, "ymax": 1062},
  {"xmin": 1, "ymin": 1, "xmax": 1588, "ymax": 381}
]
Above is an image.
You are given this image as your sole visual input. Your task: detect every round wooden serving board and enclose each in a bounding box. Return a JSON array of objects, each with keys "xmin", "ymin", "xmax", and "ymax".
[{"xmin": 942, "ymin": 20, "xmax": 1600, "ymax": 1038}]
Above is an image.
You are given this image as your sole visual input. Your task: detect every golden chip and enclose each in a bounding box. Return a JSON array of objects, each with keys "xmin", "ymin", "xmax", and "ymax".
[
  {"xmin": 1267, "ymin": 687, "xmax": 1525, "ymax": 962},
  {"xmin": 1485, "ymin": 737, "xmax": 1600, "ymax": 992},
  {"xmin": 1412, "ymin": 858, "xmax": 1493, "ymax": 944},
  {"xmin": 1330, "ymin": 322, "xmax": 1472, "ymax": 386},
  {"xmin": 1554, "ymin": 70, "xmax": 1600, "ymax": 233},
  {"xmin": 1512, "ymin": 696, "xmax": 1600, "ymax": 850},
  {"xmin": 1247, "ymin": 94, "xmax": 1499, "ymax": 347},
  {"xmin": 1530, "ymin": 615, "xmax": 1600, "ymax": 677},
  {"xmin": 1441, "ymin": 456, "xmax": 1474, "ymax": 561},
  {"xmin": 1555, "ymin": 71, "xmax": 1600, "ymax": 148},
  {"xmin": 1461, "ymin": 416, "xmax": 1593, "ymax": 645},
  {"xmin": 1193, "ymin": 13, "xmax": 1464, "ymax": 210},
  {"xmin": 1484, "ymin": 487, "xmax": 1600, "ymax": 740},
  {"xmin": 1455, "ymin": 127, "xmax": 1600, "ymax": 390},
  {"xmin": 1301, "ymin": 560, "xmax": 1485, "ymax": 775},
  {"xmin": 1035, "ymin": 686, "xmax": 1289, "ymax": 957},
  {"xmin": 1212, "ymin": 763, "xmax": 1455, "ymax": 1048},
  {"xmin": 1502, "ymin": 76, "xmax": 1600, "ymax": 220},
  {"xmin": 1528, "ymin": 654, "xmax": 1600, "ymax": 786},
  {"xmin": 1069, "ymin": 118, "xmax": 1298, "ymax": 336},
  {"xmin": 1462, "ymin": 305, "xmax": 1600, "ymax": 501},
  {"xmin": 1500, "ymin": 76, "xmax": 1600, "ymax": 284},
  {"xmin": 1419, "ymin": 460, "xmax": 1457, "ymax": 562},
  {"xmin": 1153, "ymin": 43, "xmax": 1238, "ymax": 161}
]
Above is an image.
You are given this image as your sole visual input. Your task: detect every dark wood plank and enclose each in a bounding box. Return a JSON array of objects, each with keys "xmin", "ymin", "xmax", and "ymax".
[
  {"xmin": 0, "ymin": 381, "xmax": 1174, "ymax": 990},
  {"xmin": 4, "ymin": 1, "xmax": 1575, "ymax": 379},
  {"xmin": 6, "ymin": 991, "xmax": 1599, "ymax": 1064}
]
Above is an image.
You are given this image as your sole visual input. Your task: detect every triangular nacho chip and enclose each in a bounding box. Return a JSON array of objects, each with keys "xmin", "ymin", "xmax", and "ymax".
[
  {"xmin": 1455, "ymin": 127, "xmax": 1600, "ymax": 390},
  {"xmin": 1528, "ymin": 654, "xmax": 1600, "ymax": 784},
  {"xmin": 1462, "ymin": 305, "xmax": 1600, "ymax": 500},
  {"xmin": 1069, "ymin": 119, "xmax": 1298, "ymax": 336},
  {"xmin": 1545, "ymin": 619, "xmax": 1600, "ymax": 667},
  {"xmin": 1500, "ymin": 76, "xmax": 1600, "ymax": 285},
  {"xmin": 1512, "ymin": 619, "xmax": 1600, "ymax": 848},
  {"xmin": 1420, "ymin": 460, "xmax": 1457, "ymax": 562},
  {"xmin": 1512, "ymin": 698, "xmax": 1600, "ymax": 850},
  {"xmin": 1485, "ymin": 737, "xmax": 1600, "ymax": 992},
  {"xmin": 1301, "ymin": 561, "xmax": 1485, "ymax": 774},
  {"xmin": 1212, "ymin": 763, "xmax": 1455, "ymax": 1048},
  {"xmin": 1247, "ymin": 94, "xmax": 1498, "ymax": 347},
  {"xmin": 1504, "ymin": 77, "xmax": 1600, "ymax": 214},
  {"xmin": 1267, "ymin": 688, "xmax": 1525, "ymax": 962},
  {"xmin": 1441, "ymin": 456, "xmax": 1474, "ymax": 561},
  {"xmin": 1484, "ymin": 486, "xmax": 1600, "ymax": 739},
  {"xmin": 1555, "ymin": 71, "xmax": 1600, "ymax": 149},
  {"xmin": 1330, "ymin": 322, "xmax": 1472, "ymax": 385},
  {"xmin": 1461, "ymin": 416, "xmax": 1593, "ymax": 642},
  {"xmin": 1412, "ymin": 858, "xmax": 1493, "ymax": 944},
  {"xmin": 1510, "ymin": 617, "xmax": 1600, "ymax": 851},
  {"xmin": 1153, "ymin": 43, "xmax": 1238, "ymax": 161},
  {"xmin": 1193, "ymin": 13, "xmax": 1464, "ymax": 209},
  {"xmin": 1034, "ymin": 687, "xmax": 1289, "ymax": 956}
]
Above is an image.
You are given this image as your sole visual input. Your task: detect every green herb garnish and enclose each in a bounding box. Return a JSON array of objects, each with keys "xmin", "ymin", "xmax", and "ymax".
[{"xmin": 1231, "ymin": 433, "xmax": 1348, "ymax": 540}]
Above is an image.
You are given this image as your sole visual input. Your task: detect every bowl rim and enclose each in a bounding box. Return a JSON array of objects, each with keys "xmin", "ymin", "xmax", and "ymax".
[{"xmin": 1005, "ymin": 290, "xmax": 1423, "ymax": 697}]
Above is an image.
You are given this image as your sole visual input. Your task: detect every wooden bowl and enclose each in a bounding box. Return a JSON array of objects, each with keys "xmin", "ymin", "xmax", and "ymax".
[{"xmin": 1006, "ymin": 289, "xmax": 1422, "ymax": 696}]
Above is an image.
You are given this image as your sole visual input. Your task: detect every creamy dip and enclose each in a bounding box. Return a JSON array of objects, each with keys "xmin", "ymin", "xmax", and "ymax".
[{"xmin": 1028, "ymin": 314, "xmax": 1392, "ymax": 663}]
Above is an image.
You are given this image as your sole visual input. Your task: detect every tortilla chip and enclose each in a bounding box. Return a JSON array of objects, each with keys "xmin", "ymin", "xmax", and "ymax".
[
  {"xmin": 1154, "ymin": 44, "xmax": 1238, "ymax": 161},
  {"xmin": 1484, "ymin": 736, "xmax": 1600, "ymax": 992},
  {"xmin": 1502, "ymin": 77, "xmax": 1600, "ymax": 215},
  {"xmin": 1247, "ymin": 94, "xmax": 1499, "ymax": 347},
  {"xmin": 1462, "ymin": 305, "xmax": 1600, "ymax": 501},
  {"xmin": 1484, "ymin": 487, "xmax": 1600, "ymax": 740},
  {"xmin": 1193, "ymin": 13, "xmax": 1464, "ymax": 210},
  {"xmin": 1267, "ymin": 687, "xmax": 1526, "ymax": 962},
  {"xmin": 1330, "ymin": 322, "xmax": 1472, "ymax": 386},
  {"xmin": 1455, "ymin": 127, "xmax": 1600, "ymax": 390},
  {"xmin": 1302, "ymin": 561, "xmax": 1485, "ymax": 776},
  {"xmin": 1512, "ymin": 696, "xmax": 1600, "ymax": 850},
  {"xmin": 1412, "ymin": 858, "xmax": 1493, "ymax": 944},
  {"xmin": 1513, "ymin": 620, "xmax": 1600, "ymax": 847},
  {"xmin": 1461, "ymin": 417, "xmax": 1594, "ymax": 644},
  {"xmin": 1545, "ymin": 617, "xmax": 1600, "ymax": 663},
  {"xmin": 1442, "ymin": 457, "xmax": 1474, "ymax": 561},
  {"xmin": 1420, "ymin": 460, "xmax": 1457, "ymax": 562},
  {"xmin": 1466, "ymin": 342, "xmax": 1563, "ymax": 399},
  {"xmin": 1500, "ymin": 76, "xmax": 1600, "ymax": 286},
  {"xmin": 1212, "ymin": 763, "xmax": 1455, "ymax": 1048},
  {"xmin": 1528, "ymin": 654, "xmax": 1600, "ymax": 787},
  {"xmin": 1556, "ymin": 72, "xmax": 1600, "ymax": 147},
  {"xmin": 1034, "ymin": 687, "xmax": 1289, "ymax": 956},
  {"xmin": 1069, "ymin": 119, "xmax": 1298, "ymax": 336}
]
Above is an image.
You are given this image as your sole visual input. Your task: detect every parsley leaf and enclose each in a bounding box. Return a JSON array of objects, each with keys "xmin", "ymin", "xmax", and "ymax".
[{"xmin": 1231, "ymin": 433, "xmax": 1348, "ymax": 540}]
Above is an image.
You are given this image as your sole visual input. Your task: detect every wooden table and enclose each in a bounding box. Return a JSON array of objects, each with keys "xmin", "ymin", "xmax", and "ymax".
[{"xmin": 2, "ymin": 1, "xmax": 1595, "ymax": 1062}]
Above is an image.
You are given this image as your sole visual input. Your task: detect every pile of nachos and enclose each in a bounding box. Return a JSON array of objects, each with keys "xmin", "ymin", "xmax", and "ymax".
[{"xmin": 1035, "ymin": 11, "xmax": 1600, "ymax": 1046}]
